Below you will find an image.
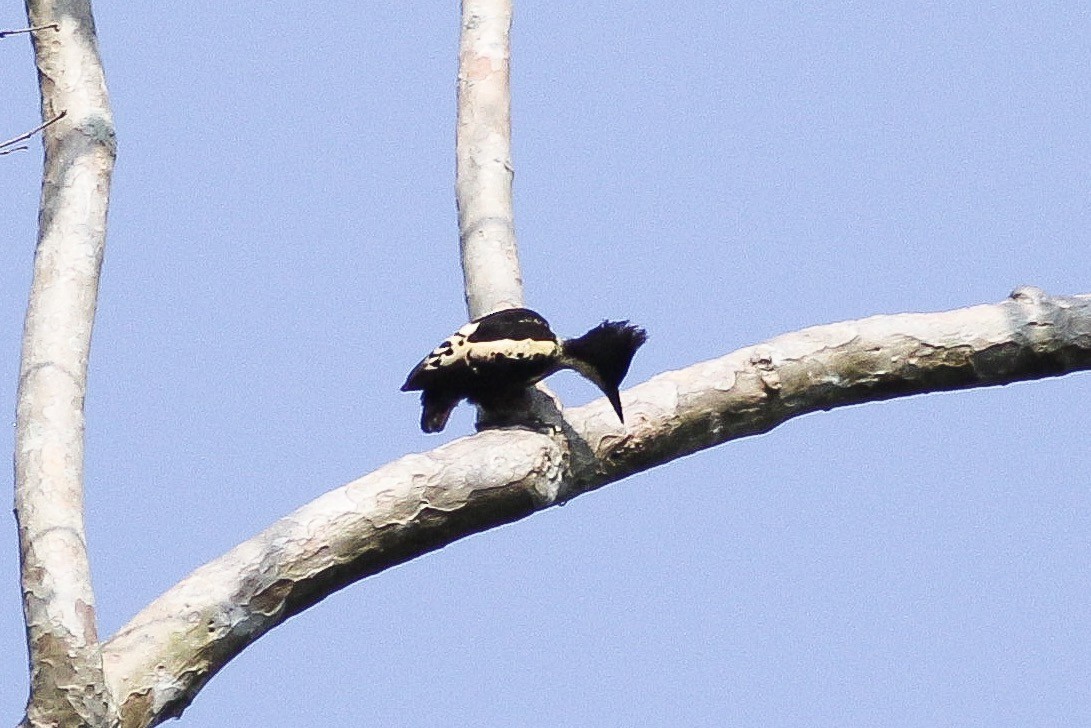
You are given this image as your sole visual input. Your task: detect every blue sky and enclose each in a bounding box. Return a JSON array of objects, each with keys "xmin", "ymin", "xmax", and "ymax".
[{"xmin": 2, "ymin": 2, "xmax": 1090, "ymax": 725}]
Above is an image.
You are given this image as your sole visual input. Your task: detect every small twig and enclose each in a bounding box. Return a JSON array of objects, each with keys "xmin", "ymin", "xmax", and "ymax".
[
  {"xmin": 0, "ymin": 145, "xmax": 29, "ymax": 156},
  {"xmin": 0, "ymin": 23, "xmax": 59, "ymax": 38},
  {"xmin": 0, "ymin": 111, "xmax": 67, "ymax": 154}
]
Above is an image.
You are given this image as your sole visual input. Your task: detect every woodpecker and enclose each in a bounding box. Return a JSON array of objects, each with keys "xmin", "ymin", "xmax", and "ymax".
[{"xmin": 402, "ymin": 307, "xmax": 647, "ymax": 433}]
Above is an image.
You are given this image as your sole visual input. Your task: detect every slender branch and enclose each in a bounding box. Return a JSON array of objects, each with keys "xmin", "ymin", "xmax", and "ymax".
[
  {"xmin": 15, "ymin": 1, "xmax": 117, "ymax": 727},
  {"xmin": 0, "ymin": 110, "xmax": 67, "ymax": 154},
  {"xmin": 101, "ymin": 288, "xmax": 1091, "ymax": 728},
  {"xmin": 456, "ymin": 0, "xmax": 522, "ymax": 319},
  {"xmin": 0, "ymin": 22, "xmax": 58, "ymax": 38}
]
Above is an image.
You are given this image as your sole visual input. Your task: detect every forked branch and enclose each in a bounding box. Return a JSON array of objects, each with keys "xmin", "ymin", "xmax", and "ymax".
[{"xmin": 100, "ymin": 288, "xmax": 1091, "ymax": 728}]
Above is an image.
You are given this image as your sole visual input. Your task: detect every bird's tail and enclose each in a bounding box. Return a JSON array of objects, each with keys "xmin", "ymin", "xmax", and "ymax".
[{"xmin": 420, "ymin": 391, "xmax": 459, "ymax": 433}]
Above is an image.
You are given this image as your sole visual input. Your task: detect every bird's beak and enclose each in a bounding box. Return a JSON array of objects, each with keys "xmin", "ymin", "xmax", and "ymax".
[
  {"xmin": 604, "ymin": 386, "xmax": 625, "ymax": 423},
  {"xmin": 572, "ymin": 361, "xmax": 627, "ymax": 424}
]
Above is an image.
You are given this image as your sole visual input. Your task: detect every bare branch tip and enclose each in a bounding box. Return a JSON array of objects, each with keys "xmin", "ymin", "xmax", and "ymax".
[
  {"xmin": 0, "ymin": 110, "xmax": 68, "ymax": 153},
  {"xmin": 0, "ymin": 22, "xmax": 59, "ymax": 38}
]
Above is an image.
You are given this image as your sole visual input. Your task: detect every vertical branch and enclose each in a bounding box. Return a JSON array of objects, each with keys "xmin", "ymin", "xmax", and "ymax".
[
  {"xmin": 456, "ymin": 0, "xmax": 523, "ymax": 319},
  {"xmin": 15, "ymin": 1, "xmax": 117, "ymax": 726}
]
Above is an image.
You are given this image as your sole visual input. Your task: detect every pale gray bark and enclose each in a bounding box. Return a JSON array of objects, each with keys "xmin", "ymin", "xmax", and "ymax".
[
  {"xmin": 99, "ymin": 288, "xmax": 1091, "ymax": 728},
  {"xmin": 456, "ymin": 0, "xmax": 523, "ymax": 319},
  {"xmin": 13, "ymin": 1, "xmax": 1091, "ymax": 727},
  {"xmin": 14, "ymin": 1, "xmax": 117, "ymax": 727}
]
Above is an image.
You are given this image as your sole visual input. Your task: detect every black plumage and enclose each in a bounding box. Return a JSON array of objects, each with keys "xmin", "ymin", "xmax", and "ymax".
[{"xmin": 402, "ymin": 307, "xmax": 647, "ymax": 433}]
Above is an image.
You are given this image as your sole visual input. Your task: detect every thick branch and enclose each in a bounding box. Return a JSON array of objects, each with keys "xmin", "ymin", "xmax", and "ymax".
[
  {"xmin": 102, "ymin": 288, "xmax": 1090, "ymax": 728},
  {"xmin": 15, "ymin": 1, "xmax": 117, "ymax": 726},
  {"xmin": 456, "ymin": 0, "xmax": 522, "ymax": 319}
]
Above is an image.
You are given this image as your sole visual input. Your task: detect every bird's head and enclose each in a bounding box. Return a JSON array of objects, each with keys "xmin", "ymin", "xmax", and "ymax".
[{"xmin": 561, "ymin": 320, "xmax": 648, "ymax": 422}]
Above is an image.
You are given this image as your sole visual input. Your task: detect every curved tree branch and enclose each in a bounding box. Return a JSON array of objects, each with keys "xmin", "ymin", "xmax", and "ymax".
[
  {"xmin": 14, "ymin": 1, "xmax": 117, "ymax": 726},
  {"xmin": 101, "ymin": 287, "xmax": 1091, "ymax": 728},
  {"xmin": 456, "ymin": 0, "xmax": 522, "ymax": 319}
]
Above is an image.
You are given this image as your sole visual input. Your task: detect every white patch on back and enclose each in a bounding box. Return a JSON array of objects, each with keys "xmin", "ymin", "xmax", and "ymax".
[
  {"xmin": 419, "ymin": 320, "xmax": 558, "ymax": 373},
  {"xmin": 466, "ymin": 338, "xmax": 557, "ymax": 363}
]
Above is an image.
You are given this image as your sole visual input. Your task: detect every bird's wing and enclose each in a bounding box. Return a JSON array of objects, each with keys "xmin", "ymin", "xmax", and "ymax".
[
  {"xmin": 402, "ymin": 309, "xmax": 556, "ymax": 391},
  {"xmin": 401, "ymin": 322, "xmax": 476, "ymax": 391},
  {"xmin": 466, "ymin": 308, "xmax": 555, "ymax": 343}
]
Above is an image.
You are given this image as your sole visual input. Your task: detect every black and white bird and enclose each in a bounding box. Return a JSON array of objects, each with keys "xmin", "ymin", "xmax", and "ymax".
[{"xmin": 402, "ymin": 308, "xmax": 647, "ymax": 433}]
